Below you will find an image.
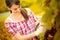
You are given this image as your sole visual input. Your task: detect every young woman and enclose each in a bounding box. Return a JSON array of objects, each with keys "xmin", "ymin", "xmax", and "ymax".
[{"xmin": 5, "ymin": 0, "xmax": 43, "ymax": 40}]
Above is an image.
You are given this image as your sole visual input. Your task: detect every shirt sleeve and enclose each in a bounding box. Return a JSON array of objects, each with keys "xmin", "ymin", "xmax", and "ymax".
[
  {"xmin": 5, "ymin": 22, "xmax": 17, "ymax": 36},
  {"xmin": 25, "ymin": 8, "xmax": 40, "ymax": 29}
]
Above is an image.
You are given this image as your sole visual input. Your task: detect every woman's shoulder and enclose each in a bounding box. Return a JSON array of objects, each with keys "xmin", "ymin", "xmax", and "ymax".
[
  {"xmin": 24, "ymin": 8, "xmax": 33, "ymax": 15},
  {"xmin": 25, "ymin": 8, "xmax": 31, "ymax": 11},
  {"xmin": 5, "ymin": 13, "xmax": 14, "ymax": 23},
  {"xmin": 5, "ymin": 17, "xmax": 12, "ymax": 23}
]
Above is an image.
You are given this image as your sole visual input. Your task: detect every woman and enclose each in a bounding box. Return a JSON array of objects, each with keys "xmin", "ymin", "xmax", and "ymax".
[{"xmin": 5, "ymin": 0, "xmax": 43, "ymax": 40}]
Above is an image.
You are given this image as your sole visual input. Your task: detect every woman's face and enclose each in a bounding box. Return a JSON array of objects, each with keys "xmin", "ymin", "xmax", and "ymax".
[{"xmin": 9, "ymin": 4, "xmax": 20, "ymax": 13}]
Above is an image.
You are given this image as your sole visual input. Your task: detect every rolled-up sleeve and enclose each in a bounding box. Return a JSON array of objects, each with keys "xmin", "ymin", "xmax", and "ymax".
[{"xmin": 5, "ymin": 22, "xmax": 17, "ymax": 36}]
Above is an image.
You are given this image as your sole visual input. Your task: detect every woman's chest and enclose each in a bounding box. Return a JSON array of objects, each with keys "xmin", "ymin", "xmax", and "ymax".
[{"xmin": 16, "ymin": 19, "xmax": 36, "ymax": 35}]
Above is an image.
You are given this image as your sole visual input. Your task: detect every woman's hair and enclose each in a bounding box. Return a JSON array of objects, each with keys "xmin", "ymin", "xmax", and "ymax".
[{"xmin": 5, "ymin": 0, "xmax": 29, "ymax": 21}]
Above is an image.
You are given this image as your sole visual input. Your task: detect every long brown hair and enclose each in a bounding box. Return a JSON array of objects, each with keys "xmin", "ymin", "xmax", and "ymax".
[
  {"xmin": 5, "ymin": 0, "xmax": 29, "ymax": 21},
  {"xmin": 20, "ymin": 8, "xmax": 29, "ymax": 21}
]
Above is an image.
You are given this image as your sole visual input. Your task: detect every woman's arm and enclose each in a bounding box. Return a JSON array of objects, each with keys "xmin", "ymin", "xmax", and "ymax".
[
  {"xmin": 14, "ymin": 26, "xmax": 43, "ymax": 40},
  {"xmin": 14, "ymin": 31, "xmax": 36, "ymax": 40}
]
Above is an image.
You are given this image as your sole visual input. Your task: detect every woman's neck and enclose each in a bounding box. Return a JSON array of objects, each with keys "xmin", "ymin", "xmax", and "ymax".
[{"xmin": 10, "ymin": 13, "xmax": 25, "ymax": 22}]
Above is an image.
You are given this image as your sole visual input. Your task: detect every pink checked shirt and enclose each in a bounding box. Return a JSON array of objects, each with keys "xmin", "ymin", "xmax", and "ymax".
[{"xmin": 5, "ymin": 8, "xmax": 37, "ymax": 40}]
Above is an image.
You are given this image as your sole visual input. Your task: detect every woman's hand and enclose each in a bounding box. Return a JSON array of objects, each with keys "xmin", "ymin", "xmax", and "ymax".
[
  {"xmin": 13, "ymin": 35, "xmax": 20, "ymax": 40},
  {"xmin": 13, "ymin": 32, "xmax": 23, "ymax": 40}
]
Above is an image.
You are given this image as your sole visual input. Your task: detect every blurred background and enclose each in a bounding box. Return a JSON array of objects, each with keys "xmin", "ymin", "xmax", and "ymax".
[{"xmin": 0, "ymin": 0, "xmax": 60, "ymax": 40}]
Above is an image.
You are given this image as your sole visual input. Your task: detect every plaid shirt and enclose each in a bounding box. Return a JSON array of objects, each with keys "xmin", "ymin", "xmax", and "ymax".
[{"xmin": 5, "ymin": 8, "xmax": 37, "ymax": 40}]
